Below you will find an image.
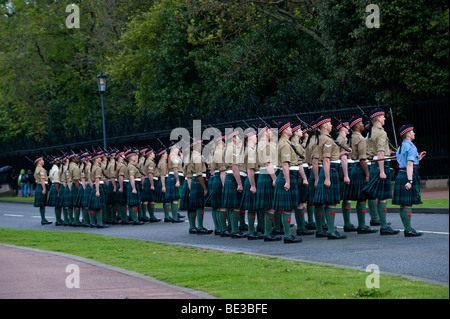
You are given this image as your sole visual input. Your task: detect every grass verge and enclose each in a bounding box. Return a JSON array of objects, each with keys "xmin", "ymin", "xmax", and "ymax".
[{"xmin": 0, "ymin": 228, "xmax": 448, "ymax": 299}]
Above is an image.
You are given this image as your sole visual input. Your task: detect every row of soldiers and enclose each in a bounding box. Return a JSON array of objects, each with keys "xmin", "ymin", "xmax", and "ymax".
[{"xmin": 32, "ymin": 107, "xmax": 425, "ymax": 241}]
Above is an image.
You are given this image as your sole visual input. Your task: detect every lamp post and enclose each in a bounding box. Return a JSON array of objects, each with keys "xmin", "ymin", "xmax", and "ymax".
[{"xmin": 97, "ymin": 71, "xmax": 107, "ymax": 149}]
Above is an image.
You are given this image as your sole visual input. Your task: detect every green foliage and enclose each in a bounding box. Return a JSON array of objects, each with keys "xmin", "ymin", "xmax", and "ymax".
[{"xmin": 0, "ymin": 0, "xmax": 448, "ymax": 145}]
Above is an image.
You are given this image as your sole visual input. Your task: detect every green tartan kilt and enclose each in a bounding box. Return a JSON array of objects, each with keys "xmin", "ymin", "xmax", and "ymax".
[
  {"xmin": 189, "ymin": 178, "xmax": 205, "ymax": 210},
  {"xmin": 222, "ymin": 173, "xmax": 245, "ymax": 208},
  {"xmin": 240, "ymin": 174, "xmax": 259, "ymax": 211},
  {"xmin": 82, "ymin": 184, "xmax": 92, "ymax": 208},
  {"xmin": 179, "ymin": 181, "xmax": 190, "ymax": 210},
  {"xmin": 345, "ymin": 163, "xmax": 368, "ymax": 201},
  {"xmin": 71, "ymin": 184, "xmax": 79, "ymax": 207},
  {"xmin": 204, "ymin": 175, "xmax": 213, "ymax": 207},
  {"xmin": 307, "ymin": 169, "xmax": 316, "ymax": 203},
  {"xmin": 88, "ymin": 184, "xmax": 105, "ymax": 210},
  {"xmin": 272, "ymin": 173, "xmax": 295, "ymax": 211},
  {"xmin": 362, "ymin": 161, "xmax": 392, "ymax": 200},
  {"xmin": 155, "ymin": 178, "xmax": 165, "ymax": 203},
  {"xmin": 290, "ymin": 170, "xmax": 300, "ymax": 206},
  {"xmin": 74, "ymin": 184, "xmax": 84, "ymax": 207},
  {"xmin": 141, "ymin": 177, "xmax": 152, "ymax": 202},
  {"xmin": 127, "ymin": 181, "xmax": 141, "ymax": 207},
  {"xmin": 115, "ymin": 182, "xmax": 128, "ymax": 206},
  {"xmin": 313, "ymin": 163, "xmax": 341, "ymax": 205},
  {"xmin": 105, "ymin": 181, "xmax": 115, "ymax": 205},
  {"xmin": 207, "ymin": 172, "xmax": 223, "ymax": 208},
  {"xmin": 256, "ymin": 172, "xmax": 274, "ymax": 210},
  {"xmin": 34, "ymin": 183, "xmax": 47, "ymax": 207},
  {"xmin": 62, "ymin": 184, "xmax": 73, "ymax": 207},
  {"xmin": 164, "ymin": 174, "xmax": 180, "ymax": 202},
  {"xmin": 392, "ymin": 169, "xmax": 422, "ymax": 206},
  {"xmin": 295, "ymin": 169, "xmax": 308, "ymax": 204},
  {"xmin": 47, "ymin": 184, "xmax": 58, "ymax": 207}
]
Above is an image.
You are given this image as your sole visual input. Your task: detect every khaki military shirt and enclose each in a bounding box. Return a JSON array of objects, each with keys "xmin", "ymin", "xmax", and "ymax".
[
  {"xmin": 309, "ymin": 134, "xmax": 321, "ymax": 162},
  {"xmin": 350, "ymin": 132, "xmax": 367, "ymax": 160},
  {"xmin": 144, "ymin": 158, "xmax": 156, "ymax": 176},
  {"xmin": 318, "ymin": 134, "xmax": 340, "ymax": 161},
  {"xmin": 290, "ymin": 139, "xmax": 305, "ymax": 165},
  {"xmin": 127, "ymin": 163, "xmax": 141, "ymax": 179},
  {"xmin": 168, "ymin": 152, "xmax": 182, "ymax": 171},
  {"xmin": 278, "ymin": 136, "xmax": 297, "ymax": 167},
  {"xmin": 157, "ymin": 159, "xmax": 168, "ymax": 177},
  {"xmin": 213, "ymin": 144, "xmax": 226, "ymax": 172},
  {"xmin": 224, "ymin": 142, "xmax": 245, "ymax": 172},
  {"xmin": 257, "ymin": 139, "xmax": 277, "ymax": 166},
  {"xmin": 367, "ymin": 124, "xmax": 390, "ymax": 157},
  {"xmin": 34, "ymin": 165, "xmax": 48, "ymax": 183},
  {"xmin": 83, "ymin": 164, "xmax": 92, "ymax": 182},
  {"xmin": 68, "ymin": 162, "xmax": 81, "ymax": 181},
  {"xmin": 245, "ymin": 144, "xmax": 259, "ymax": 171},
  {"xmin": 336, "ymin": 134, "xmax": 349, "ymax": 151},
  {"xmin": 192, "ymin": 150, "xmax": 206, "ymax": 176},
  {"xmin": 116, "ymin": 161, "xmax": 127, "ymax": 179},
  {"xmin": 91, "ymin": 163, "xmax": 103, "ymax": 181},
  {"xmin": 49, "ymin": 165, "xmax": 60, "ymax": 183},
  {"xmin": 107, "ymin": 161, "xmax": 117, "ymax": 179}
]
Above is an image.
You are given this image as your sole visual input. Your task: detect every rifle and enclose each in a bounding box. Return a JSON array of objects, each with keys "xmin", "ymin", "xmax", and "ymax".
[
  {"xmin": 357, "ymin": 105, "xmax": 397, "ymax": 151},
  {"xmin": 296, "ymin": 116, "xmax": 351, "ymax": 153}
]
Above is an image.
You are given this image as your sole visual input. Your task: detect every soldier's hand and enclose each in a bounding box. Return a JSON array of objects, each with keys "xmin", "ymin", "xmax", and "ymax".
[
  {"xmin": 96, "ymin": 191, "xmax": 100, "ymax": 197},
  {"xmin": 132, "ymin": 189, "xmax": 137, "ymax": 194},
  {"xmin": 162, "ymin": 187, "xmax": 166, "ymax": 193},
  {"xmin": 250, "ymin": 186, "xmax": 256, "ymax": 194},
  {"xmin": 175, "ymin": 181, "xmax": 180, "ymax": 188},
  {"xmin": 284, "ymin": 182, "xmax": 290, "ymax": 191},
  {"xmin": 151, "ymin": 186, "xmax": 155, "ymax": 191},
  {"xmin": 405, "ymin": 182, "xmax": 412, "ymax": 190},
  {"xmin": 237, "ymin": 184, "xmax": 243, "ymax": 193},
  {"xmin": 344, "ymin": 176, "xmax": 350, "ymax": 185},
  {"xmin": 119, "ymin": 188, "xmax": 123, "ymax": 193},
  {"xmin": 324, "ymin": 178, "xmax": 331, "ymax": 188},
  {"xmin": 204, "ymin": 189, "xmax": 208, "ymax": 197},
  {"xmin": 303, "ymin": 179, "xmax": 309, "ymax": 186},
  {"xmin": 379, "ymin": 172, "xmax": 387, "ymax": 180}
]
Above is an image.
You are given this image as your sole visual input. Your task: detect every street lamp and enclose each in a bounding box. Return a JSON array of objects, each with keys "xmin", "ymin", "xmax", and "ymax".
[{"xmin": 97, "ymin": 71, "xmax": 107, "ymax": 149}]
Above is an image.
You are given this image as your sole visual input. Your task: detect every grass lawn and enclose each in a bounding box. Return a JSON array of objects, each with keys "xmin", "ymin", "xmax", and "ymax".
[{"xmin": 0, "ymin": 228, "xmax": 448, "ymax": 299}]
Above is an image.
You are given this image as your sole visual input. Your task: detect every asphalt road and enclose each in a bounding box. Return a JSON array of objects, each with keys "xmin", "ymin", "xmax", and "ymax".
[{"xmin": 0, "ymin": 202, "xmax": 448, "ymax": 285}]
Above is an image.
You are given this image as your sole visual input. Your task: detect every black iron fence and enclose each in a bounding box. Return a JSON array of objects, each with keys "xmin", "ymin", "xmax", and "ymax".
[{"xmin": 1, "ymin": 98, "xmax": 448, "ymax": 180}]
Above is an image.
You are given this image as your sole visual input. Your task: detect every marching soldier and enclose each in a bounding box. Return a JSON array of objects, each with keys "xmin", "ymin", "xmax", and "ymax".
[
  {"xmin": 345, "ymin": 116, "xmax": 378, "ymax": 234},
  {"xmin": 115, "ymin": 150, "xmax": 129, "ymax": 224},
  {"xmin": 393, "ymin": 124, "xmax": 425, "ymax": 237},
  {"xmin": 180, "ymin": 143, "xmax": 196, "ymax": 232},
  {"xmin": 33, "ymin": 155, "xmax": 51, "ymax": 225},
  {"xmin": 272, "ymin": 121, "xmax": 302, "ymax": 243},
  {"xmin": 290, "ymin": 123, "xmax": 314, "ymax": 236},
  {"xmin": 166, "ymin": 142, "xmax": 184, "ymax": 223},
  {"xmin": 68, "ymin": 153, "xmax": 82, "ymax": 226},
  {"xmin": 364, "ymin": 120, "xmax": 381, "ymax": 225},
  {"xmin": 155, "ymin": 147, "xmax": 171, "ymax": 221},
  {"xmin": 126, "ymin": 151, "xmax": 144, "ymax": 225},
  {"xmin": 190, "ymin": 139, "xmax": 212, "ymax": 234},
  {"xmin": 142, "ymin": 147, "xmax": 161, "ymax": 223},
  {"xmin": 105, "ymin": 152, "xmax": 118, "ymax": 224},
  {"xmin": 313, "ymin": 116, "xmax": 349, "ymax": 239},
  {"xmin": 335, "ymin": 119, "xmax": 357, "ymax": 232},
  {"xmin": 240, "ymin": 128, "xmax": 264, "ymax": 240},
  {"xmin": 47, "ymin": 156, "xmax": 63, "ymax": 225},
  {"xmin": 362, "ymin": 108, "xmax": 399, "ymax": 235},
  {"xmin": 77, "ymin": 153, "xmax": 91, "ymax": 227},
  {"xmin": 89, "ymin": 151, "xmax": 108, "ymax": 228},
  {"xmin": 256, "ymin": 124, "xmax": 279, "ymax": 241},
  {"xmin": 222, "ymin": 129, "xmax": 247, "ymax": 238},
  {"xmin": 302, "ymin": 123, "xmax": 317, "ymax": 230}
]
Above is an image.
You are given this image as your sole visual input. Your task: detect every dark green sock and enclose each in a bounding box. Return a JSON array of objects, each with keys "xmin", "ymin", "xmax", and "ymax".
[
  {"xmin": 257, "ymin": 209, "xmax": 265, "ymax": 231},
  {"xmin": 356, "ymin": 203, "xmax": 367, "ymax": 228},
  {"xmin": 306, "ymin": 204, "xmax": 315, "ymax": 225},
  {"xmin": 163, "ymin": 203, "xmax": 170, "ymax": 219},
  {"xmin": 274, "ymin": 211, "xmax": 282, "ymax": 230},
  {"xmin": 196, "ymin": 208, "xmax": 204, "ymax": 229},
  {"xmin": 295, "ymin": 208, "xmax": 306, "ymax": 231},
  {"xmin": 314, "ymin": 206, "xmax": 324, "ymax": 231},
  {"xmin": 247, "ymin": 211, "xmax": 256, "ymax": 235},
  {"xmin": 219, "ymin": 210, "xmax": 228, "ymax": 232},
  {"xmin": 54, "ymin": 207, "xmax": 61, "ymax": 222},
  {"xmin": 342, "ymin": 201, "xmax": 352, "ymax": 227},
  {"xmin": 142, "ymin": 204, "xmax": 148, "ymax": 219},
  {"xmin": 63, "ymin": 208, "xmax": 69, "ymax": 223},
  {"xmin": 82, "ymin": 208, "xmax": 89, "ymax": 224},
  {"xmin": 368, "ymin": 199, "xmax": 379, "ymax": 221},
  {"xmin": 130, "ymin": 206, "xmax": 138, "ymax": 221},
  {"xmin": 148, "ymin": 203, "xmax": 156, "ymax": 219},
  {"xmin": 211, "ymin": 208, "xmax": 219, "ymax": 231},
  {"xmin": 105, "ymin": 206, "xmax": 112, "ymax": 223},
  {"xmin": 325, "ymin": 206, "xmax": 336, "ymax": 233},
  {"xmin": 188, "ymin": 210, "xmax": 196, "ymax": 229},
  {"xmin": 39, "ymin": 207, "xmax": 46, "ymax": 222},
  {"xmin": 378, "ymin": 201, "xmax": 388, "ymax": 229},
  {"xmin": 230, "ymin": 210, "xmax": 240, "ymax": 233},
  {"xmin": 89, "ymin": 210, "xmax": 96, "ymax": 224},
  {"xmin": 400, "ymin": 207, "xmax": 412, "ymax": 231},
  {"xmin": 282, "ymin": 213, "xmax": 292, "ymax": 237},
  {"xmin": 239, "ymin": 210, "xmax": 246, "ymax": 228},
  {"xmin": 96, "ymin": 209, "xmax": 103, "ymax": 225},
  {"xmin": 171, "ymin": 202, "xmax": 178, "ymax": 219},
  {"xmin": 264, "ymin": 212, "xmax": 273, "ymax": 236}
]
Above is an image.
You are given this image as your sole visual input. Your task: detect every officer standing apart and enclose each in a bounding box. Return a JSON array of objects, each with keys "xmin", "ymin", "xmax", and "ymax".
[{"xmin": 392, "ymin": 124, "xmax": 426, "ymax": 237}]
